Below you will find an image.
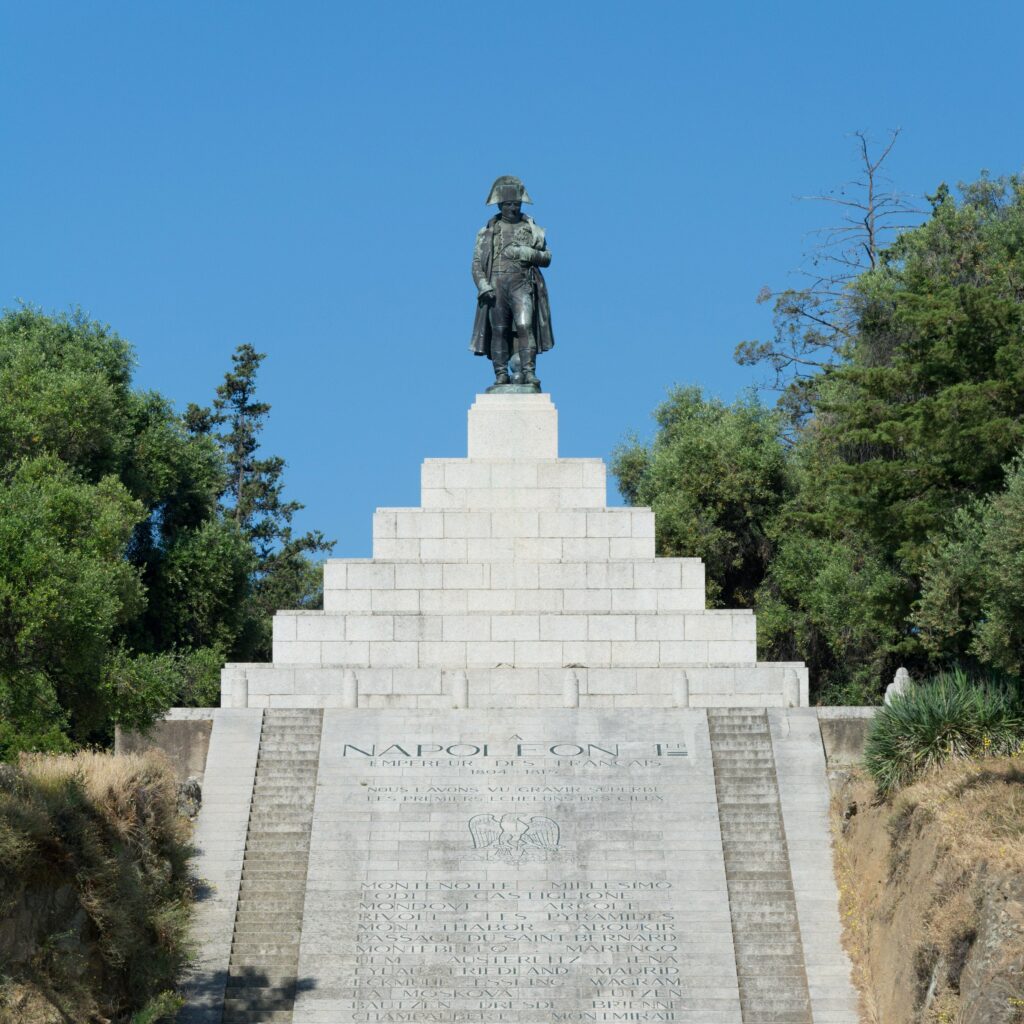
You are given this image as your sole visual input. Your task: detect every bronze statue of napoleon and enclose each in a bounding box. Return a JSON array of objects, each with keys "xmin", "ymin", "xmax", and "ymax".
[{"xmin": 470, "ymin": 176, "xmax": 554, "ymax": 393}]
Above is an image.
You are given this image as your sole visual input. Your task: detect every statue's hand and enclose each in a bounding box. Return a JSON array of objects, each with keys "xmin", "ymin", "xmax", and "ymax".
[
  {"xmin": 477, "ymin": 286, "xmax": 496, "ymax": 305},
  {"xmin": 509, "ymin": 245, "xmax": 535, "ymax": 263}
]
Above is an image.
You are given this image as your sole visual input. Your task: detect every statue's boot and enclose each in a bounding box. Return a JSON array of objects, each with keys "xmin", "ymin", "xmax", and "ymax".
[
  {"xmin": 491, "ymin": 327, "xmax": 511, "ymax": 385},
  {"xmin": 518, "ymin": 332, "xmax": 540, "ymax": 387}
]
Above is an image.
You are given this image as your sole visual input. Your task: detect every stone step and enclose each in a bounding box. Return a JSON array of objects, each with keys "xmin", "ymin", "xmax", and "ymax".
[
  {"xmin": 224, "ymin": 993, "xmax": 295, "ymax": 1010},
  {"xmin": 227, "ymin": 967, "xmax": 300, "ymax": 985},
  {"xmin": 220, "ymin": 1003, "xmax": 292, "ymax": 1019}
]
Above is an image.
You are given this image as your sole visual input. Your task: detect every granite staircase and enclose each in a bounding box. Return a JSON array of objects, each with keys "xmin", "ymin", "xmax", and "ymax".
[
  {"xmin": 709, "ymin": 708, "xmax": 813, "ymax": 1024},
  {"xmin": 222, "ymin": 709, "xmax": 323, "ymax": 1024}
]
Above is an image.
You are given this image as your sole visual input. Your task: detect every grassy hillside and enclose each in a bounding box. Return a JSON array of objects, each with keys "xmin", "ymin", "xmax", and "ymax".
[
  {"xmin": 835, "ymin": 757, "xmax": 1024, "ymax": 1023},
  {"xmin": 0, "ymin": 751, "xmax": 194, "ymax": 1023}
]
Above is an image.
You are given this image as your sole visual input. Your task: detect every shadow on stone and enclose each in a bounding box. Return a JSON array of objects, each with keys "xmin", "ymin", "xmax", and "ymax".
[{"xmin": 178, "ymin": 966, "xmax": 317, "ymax": 1021}]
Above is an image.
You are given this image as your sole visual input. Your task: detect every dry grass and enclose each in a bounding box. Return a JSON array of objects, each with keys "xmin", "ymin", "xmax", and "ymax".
[
  {"xmin": 833, "ymin": 756, "xmax": 1024, "ymax": 1024},
  {"xmin": 903, "ymin": 756, "xmax": 1024, "ymax": 874},
  {"xmin": 0, "ymin": 750, "xmax": 194, "ymax": 1024}
]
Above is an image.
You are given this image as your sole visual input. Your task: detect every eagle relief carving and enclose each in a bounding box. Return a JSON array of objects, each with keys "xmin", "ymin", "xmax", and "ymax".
[{"xmin": 468, "ymin": 812, "xmax": 561, "ymax": 864}]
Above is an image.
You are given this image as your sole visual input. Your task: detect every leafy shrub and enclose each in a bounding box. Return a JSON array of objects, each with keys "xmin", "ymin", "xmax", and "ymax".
[{"xmin": 864, "ymin": 669, "xmax": 1024, "ymax": 794}]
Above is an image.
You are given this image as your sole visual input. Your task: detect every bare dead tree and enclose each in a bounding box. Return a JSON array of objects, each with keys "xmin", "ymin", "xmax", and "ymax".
[{"xmin": 736, "ymin": 130, "xmax": 925, "ymax": 421}]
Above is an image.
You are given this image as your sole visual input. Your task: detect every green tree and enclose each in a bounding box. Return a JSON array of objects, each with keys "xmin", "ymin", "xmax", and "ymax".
[
  {"xmin": 0, "ymin": 455, "xmax": 145, "ymax": 755},
  {"xmin": 915, "ymin": 455, "xmax": 1024, "ymax": 678},
  {"xmin": 612, "ymin": 387, "xmax": 789, "ymax": 607},
  {"xmin": 0, "ymin": 311, "xmax": 330, "ymax": 753},
  {"xmin": 187, "ymin": 344, "xmax": 333, "ymax": 658},
  {"xmin": 758, "ymin": 173, "xmax": 1024, "ymax": 697}
]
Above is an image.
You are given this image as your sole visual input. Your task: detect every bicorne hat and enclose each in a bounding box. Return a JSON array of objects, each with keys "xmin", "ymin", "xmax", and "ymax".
[{"xmin": 485, "ymin": 175, "xmax": 533, "ymax": 205}]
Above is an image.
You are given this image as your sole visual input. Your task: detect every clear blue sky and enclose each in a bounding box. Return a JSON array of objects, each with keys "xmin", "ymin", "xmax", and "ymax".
[{"xmin": 3, "ymin": 1, "xmax": 1022, "ymax": 556}]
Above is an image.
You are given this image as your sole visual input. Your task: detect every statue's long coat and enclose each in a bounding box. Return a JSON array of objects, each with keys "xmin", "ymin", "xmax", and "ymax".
[{"xmin": 469, "ymin": 214, "xmax": 555, "ymax": 357}]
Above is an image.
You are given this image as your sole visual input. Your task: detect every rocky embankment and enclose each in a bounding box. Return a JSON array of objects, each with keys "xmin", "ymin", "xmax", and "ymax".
[{"xmin": 833, "ymin": 758, "xmax": 1024, "ymax": 1023}]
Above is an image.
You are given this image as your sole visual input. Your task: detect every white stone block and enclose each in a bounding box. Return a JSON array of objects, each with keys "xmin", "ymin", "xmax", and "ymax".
[
  {"xmin": 441, "ymin": 614, "xmax": 490, "ymax": 641},
  {"xmin": 466, "ymin": 641, "xmax": 515, "ymax": 667},
  {"xmin": 394, "ymin": 563, "xmax": 442, "ymax": 589},
  {"xmin": 538, "ymin": 510, "xmax": 588, "ymax": 538},
  {"xmin": 347, "ymin": 562, "xmax": 394, "ymax": 590},
  {"xmin": 635, "ymin": 614, "xmax": 687, "ymax": 640},
  {"xmin": 536, "ymin": 461, "xmax": 581, "ymax": 487},
  {"xmin": 562, "ymin": 640, "xmax": 612, "ymax": 666},
  {"xmin": 372, "ymin": 539, "xmax": 420, "ymax": 559},
  {"xmin": 538, "ymin": 562, "xmax": 587, "ymax": 589},
  {"xmin": 420, "ymin": 460, "xmax": 445, "ymax": 488},
  {"xmin": 466, "ymin": 588, "xmax": 515, "ymax": 613},
  {"xmin": 562, "ymin": 538, "xmax": 610, "ymax": 561},
  {"xmin": 490, "ymin": 563, "xmax": 539, "ymax": 589},
  {"xmin": 443, "ymin": 511, "xmax": 490, "ymax": 538},
  {"xmin": 468, "ymin": 537, "xmax": 513, "ymax": 560},
  {"xmin": 418, "ymin": 641, "xmax": 466, "ymax": 666},
  {"xmin": 683, "ymin": 613, "xmax": 735, "ymax": 641},
  {"xmin": 394, "ymin": 615, "xmax": 442, "ymax": 641},
  {"xmin": 680, "ymin": 559, "xmax": 706, "ymax": 588},
  {"xmin": 630, "ymin": 509, "xmax": 656, "ymax": 538},
  {"xmin": 468, "ymin": 394, "xmax": 557, "ymax": 458},
  {"xmin": 562, "ymin": 588, "xmax": 612, "ymax": 613},
  {"xmin": 420, "ymin": 487, "xmax": 457, "ymax": 508},
  {"xmin": 513, "ymin": 589, "xmax": 562, "ymax": 612},
  {"xmin": 372, "ymin": 510, "xmax": 397, "ymax": 539},
  {"xmin": 730, "ymin": 613, "xmax": 757, "ymax": 641},
  {"xmin": 368, "ymin": 641, "xmax": 418, "ymax": 668},
  {"xmin": 610, "ymin": 537, "xmax": 656, "ymax": 559},
  {"xmin": 490, "ymin": 510, "xmax": 539, "ymax": 537},
  {"xmin": 272, "ymin": 615, "xmax": 297, "ymax": 641},
  {"xmin": 344, "ymin": 615, "xmax": 393, "ymax": 641},
  {"xmin": 496, "ymin": 461, "xmax": 540, "ymax": 488},
  {"xmin": 395, "ymin": 510, "xmax": 444, "ymax": 539},
  {"xmin": 513, "ymin": 537, "xmax": 563, "ymax": 561},
  {"xmin": 321, "ymin": 640, "xmax": 370, "ymax": 665},
  {"xmin": 586, "ymin": 511, "xmax": 632, "ymax": 537},
  {"xmin": 578, "ymin": 460, "xmax": 607, "ymax": 488},
  {"xmin": 322, "ymin": 589, "xmax": 373, "ymax": 612},
  {"xmin": 322, "ymin": 561, "xmax": 347, "ymax": 589},
  {"xmin": 660, "ymin": 640, "xmax": 710, "ymax": 663},
  {"xmin": 391, "ymin": 668, "xmax": 442, "ymax": 695},
  {"xmin": 370, "ymin": 589, "xmax": 420, "ymax": 613},
  {"xmin": 611, "ymin": 589, "xmax": 658, "ymax": 613},
  {"xmin": 444, "ymin": 461, "xmax": 491, "ymax": 488},
  {"xmin": 442, "ymin": 562, "xmax": 488, "ymax": 589},
  {"xmin": 355, "ymin": 669, "xmax": 393, "ymax": 695},
  {"xmin": 610, "ymin": 641, "xmax": 659, "ymax": 665},
  {"xmin": 586, "ymin": 668, "xmax": 637, "ymax": 695},
  {"xmin": 707, "ymin": 640, "xmax": 757, "ymax": 663},
  {"xmin": 539, "ymin": 615, "xmax": 588, "ymax": 641},
  {"xmin": 420, "ymin": 538, "xmax": 468, "ymax": 561},
  {"xmin": 559, "ymin": 487, "xmax": 606, "ymax": 508},
  {"xmin": 272, "ymin": 640, "xmax": 321, "ymax": 664},
  {"xmin": 513, "ymin": 641, "xmax": 564, "ymax": 666},
  {"xmin": 419, "ymin": 589, "xmax": 469, "ymax": 614},
  {"xmin": 657, "ymin": 588, "xmax": 704, "ymax": 612},
  {"xmin": 491, "ymin": 614, "xmax": 540, "ymax": 641},
  {"xmin": 295, "ymin": 615, "xmax": 346, "ymax": 642},
  {"xmin": 633, "ymin": 560, "xmax": 682, "ymax": 589},
  {"xmin": 588, "ymin": 614, "xmax": 635, "ymax": 641},
  {"xmin": 587, "ymin": 562, "xmax": 633, "ymax": 588}
]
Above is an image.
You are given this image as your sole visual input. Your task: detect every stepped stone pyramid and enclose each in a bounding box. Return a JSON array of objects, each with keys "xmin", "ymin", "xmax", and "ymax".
[
  {"xmin": 173, "ymin": 392, "xmax": 859, "ymax": 1024},
  {"xmin": 221, "ymin": 393, "xmax": 809, "ymax": 710}
]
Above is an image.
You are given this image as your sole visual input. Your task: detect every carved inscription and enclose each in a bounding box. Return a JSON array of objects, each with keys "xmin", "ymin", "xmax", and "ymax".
[
  {"xmin": 352, "ymin": 879, "xmax": 683, "ymax": 1022},
  {"xmin": 299, "ymin": 712, "xmax": 732, "ymax": 1024}
]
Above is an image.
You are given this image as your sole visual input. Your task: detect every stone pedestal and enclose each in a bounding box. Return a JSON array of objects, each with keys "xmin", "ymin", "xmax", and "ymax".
[{"xmin": 221, "ymin": 395, "xmax": 809, "ymax": 709}]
